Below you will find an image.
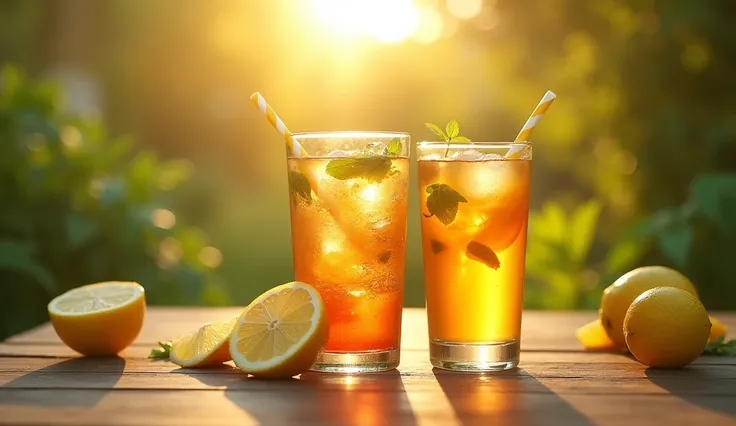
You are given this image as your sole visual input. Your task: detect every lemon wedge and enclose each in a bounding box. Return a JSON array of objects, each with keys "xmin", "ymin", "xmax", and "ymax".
[
  {"xmin": 170, "ymin": 319, "xmax": 235, "ymax": 367},
  {"xmin": 230, "ymin": 281, "xmax": 328, "ymax": 378},
  {"xmin": 48, "ymin": 281, "xmax": 146, "ymax": 356}
]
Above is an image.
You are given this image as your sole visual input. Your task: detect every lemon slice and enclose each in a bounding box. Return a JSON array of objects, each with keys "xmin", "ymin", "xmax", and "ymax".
[
  {"xmin": 709, "ymin": 315, "xmax": 728, "ymax": 343},
  {"xmin": 230, "ymin": 281, "xmax": 328, "ymax": 378},
  {"xmin": 170, "ymin": 319, "xmax": 236, "ymax": 367},
  {"xmin": 48, "ymin": 281, "xmax": 146, "ymax": 356},
  {"xmin": 575, "ymin": 319, "xmax": 624, "ymax": 351}
]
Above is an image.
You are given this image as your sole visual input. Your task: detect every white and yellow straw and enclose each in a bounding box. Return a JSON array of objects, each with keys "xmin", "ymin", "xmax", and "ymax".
[
  {"xmin": 505, "ymin": 90, "xmax": 557, "ymax": 159},
  {"xmin": 249, "ymin": 92, "xmax": 306, "ymax": 157}
]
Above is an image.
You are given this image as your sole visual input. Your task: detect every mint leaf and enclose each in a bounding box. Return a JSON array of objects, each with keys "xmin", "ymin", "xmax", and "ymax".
[
  {"xmin": 384, "ymin": 137, "xmax": 402, "ymax": 157},
  {"xmin": 703, "ymin": 337, "xmax": 736, "ymax": 356},
  {"xmin": 466, "ymin": 241, "xmax": 501, "ymax": 269},
  {"xmin": 326, "ymin": 156, "xmax": 396, "ymax": 183},
  {"xmin": 452, "ymin": 136, "xmax": 472, "ymax": 142},
  {"xmin": 288, "ymin": 170, "xmax": 312, "ymax": 203},
  {"xmin": 425, "ymin": 123, "xmax": 448, "ymax": 140},
  {"xmin": 378, "ymin": 250, "xmax": 391, "ymax": 263},
  {"xmin": 423, "ymin": 183, "xmax": 467, "ymax": 225},
  {"xmin": 430, "ymin": 239, "xmax": 448, "ymax": 254},
  {"xmin": 446, "ymin": 120, "xmax": 460, "ymax": 140},
  {"xmin": 149, "ymin": 341, "xmax": 172, "ymax": 359}
]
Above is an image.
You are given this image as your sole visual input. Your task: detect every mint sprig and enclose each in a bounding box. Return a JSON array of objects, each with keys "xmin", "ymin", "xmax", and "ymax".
[
  {"xmin": 325, "ymin": 156, "xmax": 397, "ymax": 183},
  {"xmin": 703, "ymin": 336, "xmax": 736, "ymax": 356},
  {"xmin": 383, "ymin": 137, "xmax": 403, "ymax": 157},
  {"xmin": 288, "ymin": 170, "xmax": 312, "ymax": 204},
  {"xmin": 149, "ymin": 341, "xmax": 172, "ymax": 359},
  {"xmin": 425, "ymin": 120, "xmax": 472, "ymax": 157},
  {"xmin": 423, "ymin": 183, "xmax": 467, "ymax": 225},
  {"xmin": 466, "ymin": 241, "xmax": 501, "ymax": 270}
]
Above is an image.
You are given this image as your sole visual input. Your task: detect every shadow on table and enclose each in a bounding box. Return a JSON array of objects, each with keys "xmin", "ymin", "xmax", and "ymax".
[
  {"xmin": 433, "ymin": 368, "xmax": 594, "ymax": 426},
  {"xmin": 0, "ymin": 356, "xmax": 125, "ymax": 407},
  {"xmin": 221, "ymin": 369, "xmax": 417, "ymax": 425},
  {"xmin": 646, "ymin": 366, "xmax": 736, "ymax": 418}
]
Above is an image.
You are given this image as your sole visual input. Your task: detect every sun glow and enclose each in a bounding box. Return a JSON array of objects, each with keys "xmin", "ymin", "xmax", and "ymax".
[{"xmin": 308, "ymin": 0, "xmax": 419, "ymax": 44}]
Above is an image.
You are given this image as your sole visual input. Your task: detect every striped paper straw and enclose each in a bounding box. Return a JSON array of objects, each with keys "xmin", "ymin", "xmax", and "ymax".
[
  {"xmin": 249, "ymin": 92, "xmax": 306, "ymax": 157},
  {"xmin": 505, "ymin": 90, "xmax": 557, "ymax": 159}
]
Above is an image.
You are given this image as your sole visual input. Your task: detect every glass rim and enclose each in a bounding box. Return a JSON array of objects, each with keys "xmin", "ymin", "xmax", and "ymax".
[
  {"xmin": 292, "ymin": 131, "xmax": 411, "ymax": 139},
  {"xmin": 417, "ymin": 141, "xmax": 531, "ymax": 148}
]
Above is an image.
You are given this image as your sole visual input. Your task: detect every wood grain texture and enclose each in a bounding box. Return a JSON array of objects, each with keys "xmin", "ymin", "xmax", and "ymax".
[
  {"xmin": 1, "ymin": 308, "xmax": 735, "ymax": 426},
  {"xmin": 5, "ymin": 308, "xmax": 617, "ymax": 351}
]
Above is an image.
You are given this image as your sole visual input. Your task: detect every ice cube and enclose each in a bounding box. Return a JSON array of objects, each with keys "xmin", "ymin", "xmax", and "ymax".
[
  {"xmin": 363, "ymin": 141, "xmax": 387, "ymax": 155},
  {"xmin": 481, "ymin": 153, "xmax": 504, "ymax": 161},
  {"xmin": 327, "ymin": 149, "xmax": 352, "ymax": 157},
  {"xmin": 420, "ymin": 154, "xmax": 442, "ymax": 161},
  {"xmin": 450, "ymin": 150, "xmax": 484, "ymax": 160}
]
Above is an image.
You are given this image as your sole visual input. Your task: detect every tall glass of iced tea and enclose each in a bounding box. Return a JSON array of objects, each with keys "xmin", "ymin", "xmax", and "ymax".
[
  {"xmin": 417, "ymin": 141, "xmax": 531, "ymax": 371},
  {"xmin": 287, "ymin": 132, "xmax": 410, "ymax": 373}
]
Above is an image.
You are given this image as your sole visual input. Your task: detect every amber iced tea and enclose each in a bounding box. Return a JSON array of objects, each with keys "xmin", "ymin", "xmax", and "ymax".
[
  {"xmin": 417, "ymin": 142, "xmax": 531, "ymax": 371},
  {"xmin": 287, "ymin": 132, "xmax": 409, "ymax": 373}
]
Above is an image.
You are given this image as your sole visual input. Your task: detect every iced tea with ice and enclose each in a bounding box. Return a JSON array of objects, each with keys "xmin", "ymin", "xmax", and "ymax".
[
  {"xmin": 417, "ymin": 142, "xmax": 531, "ymax": 371},
  {"xmin": 287, "ymin": 132, "xmax": 409, "ymax": 373}
]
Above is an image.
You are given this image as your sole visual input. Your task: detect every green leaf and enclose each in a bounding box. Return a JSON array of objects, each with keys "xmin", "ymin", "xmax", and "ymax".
[
  {"xmin": 66, "ymin": 212, "xmax": 99, "ymax": 250},
  {"xmin": 423, "ymin": 183, "xmax": 467, "ymax": 225},
  {"xmin": 202, "ymin": 281, "xmax": 231, "ymax": 306},
  {"xmin": 568, "ymin": 200, "xmax": 601, "ymax": 263},
  {"xmin": 451, "ymin": 136, "xmax": 472, "ymax": 142},
  {"xmin": 466, "ymin": 241, "xmax": 501, "ymax": 269},
  {"xmin": 384, "ymin": 137, "xmax": 403, "ymax": 156},
  {"xmin": 148, "ymin": 341, "xmax": 172, "ymax": 359},
  {"xmin": 158, "ymin": 159, "xmax": 194, "ymax": 191},
  {"xmin": 657, "ymin": 223, "xmax": 692, "ymax": 268},
  {"xmin": 690, "ymin": 173, "xmax": 736, "ymax": 234},
  {"xmin": 530, "ymin": 201, "xmax": 568, "ymax": 243},
  {"xmin": 604, "ymin": 238, "xmax": 647, "ymax": 274},
  {"xmin": 325, "ymin": 156, "xmax": 396, "ymax": 183},
  {"xmin": 425, "ymin": 123, "xmax": 447, "ymax": 141},
  {"xmin": 0, "ymin": 240, "xmax": 56, "ymax": 294},
  {"xmin": 430, "ymin": 239, "xmax": 448, "ymax": 254},
  {"xmin": 288, "ymin": 170, "xmax": 312, "ymax": 203},
  {"xmin": 446, "ymin": 120, "xmax": 460, "ymax": 140},
  {"xmin": 703, "ymin": 338, "xmax": 736, "ymax": 356}
]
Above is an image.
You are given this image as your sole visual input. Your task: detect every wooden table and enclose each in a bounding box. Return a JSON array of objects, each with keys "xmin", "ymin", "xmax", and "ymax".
[{"xmin": 1, "ymin": 308, "xmax": 735, "ymax": 425}]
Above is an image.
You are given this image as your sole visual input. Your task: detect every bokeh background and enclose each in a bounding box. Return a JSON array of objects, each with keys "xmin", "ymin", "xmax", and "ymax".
[{"xmin": 2, "ymin": 0, "xmax": 735, "ymax": 340}]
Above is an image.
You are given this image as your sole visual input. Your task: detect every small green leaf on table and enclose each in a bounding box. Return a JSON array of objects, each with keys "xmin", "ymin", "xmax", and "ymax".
[
  {"xmin": 703, "ymin": 336, "xmax": 736, "ymax": 356},
  {"xmin": 149, "ymin": 341, "xmax": 172, "ymax": 359}
]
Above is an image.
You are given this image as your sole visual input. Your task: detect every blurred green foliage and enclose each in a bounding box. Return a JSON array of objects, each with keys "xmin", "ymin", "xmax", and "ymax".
[
  {"xmin": 1, "ymin": 0, "xmax": 736, "ymax": 341},
  {"xmin": 0, "ymin": 65, "xmax": 222, "ymax": 339}
]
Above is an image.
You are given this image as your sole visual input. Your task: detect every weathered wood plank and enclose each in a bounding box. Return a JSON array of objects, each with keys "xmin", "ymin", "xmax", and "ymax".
[
  {"xmin": 1, "ymin": 389, "xmax": 735, "ymax": 426},
  {"xmin": 9, "ymin": 309, "xmax": 735, "ymax": 353},
  {"xmin": 4, "ymin": 308, "xmax": 607, "ymax": 351}
]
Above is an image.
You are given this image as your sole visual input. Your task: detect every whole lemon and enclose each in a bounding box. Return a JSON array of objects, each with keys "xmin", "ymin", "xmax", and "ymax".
[
  {"xmin": 624, "ymin": 287, "xmax": 711, "ymax": 368},
  {"xmin": 600, "ymin": 266, "xmax": 697, "ymax": 347}
]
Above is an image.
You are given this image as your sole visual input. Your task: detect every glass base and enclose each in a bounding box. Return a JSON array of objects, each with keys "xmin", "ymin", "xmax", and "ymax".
[
  {"xmin": 309, "ymin": 349, "xmax": 399, "ymax": 373},
  {"xmin": 430, "ymin": 339, "xmax": 519, "ymax": 372}
]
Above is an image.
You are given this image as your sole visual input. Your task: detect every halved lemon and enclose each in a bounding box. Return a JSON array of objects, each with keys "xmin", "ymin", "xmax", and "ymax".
[
  {"xmin": 230, "ymin": 281, "xmax": 328, "ymax": 378},
  {"xmin": 170, "ymin": 318, "xmax": 235, "ymax": 367},
  {"xmin": 575, "ymin": 318, "xmax": 625, "ymax": 351},
  {"xmin": 48, "ymin": 281, "xmax": 146, "ymax": 356},
  {"xmin": 709, "ymin": 315, "xmax": 728, "ymax": 343}
]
